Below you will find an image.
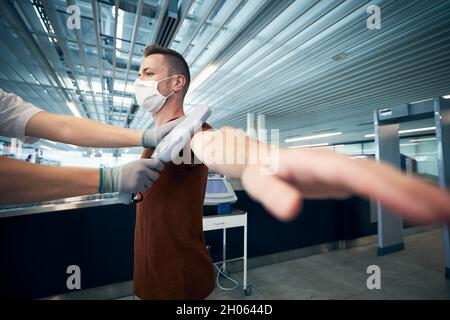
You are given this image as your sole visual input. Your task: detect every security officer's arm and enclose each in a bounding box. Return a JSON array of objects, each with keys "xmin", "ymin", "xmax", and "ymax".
[
  {"xmin": 0, "ymin": 157, "xmax": 163, "ymax": 205},
  {"xmin": 190, "ymin": 127, "xmax": 450, "ymax": 223},
  {"xmin": 25, "ymin": 111, "xmax": 183, "ymax": 148}
]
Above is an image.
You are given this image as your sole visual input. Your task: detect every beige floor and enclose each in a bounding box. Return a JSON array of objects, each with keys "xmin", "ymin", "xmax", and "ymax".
[{"xmin": 117, "ymin": 228, "xmax": 450, "ymax": 300}]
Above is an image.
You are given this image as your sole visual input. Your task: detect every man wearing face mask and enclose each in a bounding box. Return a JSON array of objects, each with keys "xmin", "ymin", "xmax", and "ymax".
[{"xmin": 132, "ymin": 45, "xmax": 214, "ymax": 299}]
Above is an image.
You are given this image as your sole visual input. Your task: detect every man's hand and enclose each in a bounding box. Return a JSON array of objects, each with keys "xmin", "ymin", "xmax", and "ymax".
[
  {"xmin": 241, "ymin": 148, "xmax": 450, "ymax": 223},
  {"xmin": 142, "ymin": 117, "xmax": 185, "ymax": 148},
  {"xmin": 190, "ymin": 127, "xmax": 450, "ymax": 224},
  {"xmin": 101, "ymin": 158, "xmax": 164, "ymax": 194}
]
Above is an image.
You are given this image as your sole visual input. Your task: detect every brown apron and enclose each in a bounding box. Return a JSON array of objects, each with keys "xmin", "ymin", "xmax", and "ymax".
[{"xmin": 133, "ymin": 122, "xmax": 215, "ymax": 299}]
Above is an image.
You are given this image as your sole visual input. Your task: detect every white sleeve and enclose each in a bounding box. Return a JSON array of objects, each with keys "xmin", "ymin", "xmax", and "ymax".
[{"xmin": 0, "ymin": 90, "xmax": 44, "ymax": 144}]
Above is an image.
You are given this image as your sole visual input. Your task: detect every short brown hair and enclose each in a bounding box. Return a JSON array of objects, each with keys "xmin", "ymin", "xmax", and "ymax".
[{"xmin": 143, "ymin": 44, "xmax": 190, "ymax": 96}]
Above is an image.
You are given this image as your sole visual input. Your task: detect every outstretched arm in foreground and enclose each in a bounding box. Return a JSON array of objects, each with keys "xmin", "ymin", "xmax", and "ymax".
[{"xmin": 191, "ymin": 127, "xmax": 450, "ymax": 223}]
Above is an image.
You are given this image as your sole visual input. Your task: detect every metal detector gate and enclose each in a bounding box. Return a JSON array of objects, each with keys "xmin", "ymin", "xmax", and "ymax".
[{"xmin": 373, "ymin": 97, "xmax": 450, "ymax": 279}]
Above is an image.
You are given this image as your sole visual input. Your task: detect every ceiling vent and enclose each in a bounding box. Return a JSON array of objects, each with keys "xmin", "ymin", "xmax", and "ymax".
[{"xmin": 155, "ymin": 0, "xmax": 179, "ymax": 48}]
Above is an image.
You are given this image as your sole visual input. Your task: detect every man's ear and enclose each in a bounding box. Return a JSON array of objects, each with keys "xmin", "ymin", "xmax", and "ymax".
[{"xmin": 172, "ymin": 75, "xmax": 186, "ymax": 93}]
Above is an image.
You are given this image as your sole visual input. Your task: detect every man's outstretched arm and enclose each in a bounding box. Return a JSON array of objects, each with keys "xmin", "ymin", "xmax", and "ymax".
[
  {"xmin": 0, "ymin": 157, "xmax": 163, "ymax": 205},
  {"xmin": 191, "ymin": 127, "xmax": 450, "ymax": 223},
  {"xmin": 25, "ymin": 111, "xmax": 183, "ymax": 148},
  {"xmin": 0, "ymin": 157, "xmax": 99, "ymax": 204}
]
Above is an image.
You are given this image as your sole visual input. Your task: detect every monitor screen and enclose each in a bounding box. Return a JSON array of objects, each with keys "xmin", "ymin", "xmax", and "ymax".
[{"xmin": 206, "ymin": 179, "xmax": 228, "ymax": 194}]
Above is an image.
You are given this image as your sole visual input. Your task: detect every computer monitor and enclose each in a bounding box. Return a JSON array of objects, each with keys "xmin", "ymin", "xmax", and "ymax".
[{"xmin": 204, "ymin": 175, "xmax": 237, "ymax": 206}]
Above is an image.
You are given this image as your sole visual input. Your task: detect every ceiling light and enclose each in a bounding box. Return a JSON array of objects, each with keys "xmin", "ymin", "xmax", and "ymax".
[
  {"xmin": 400, "ymin": 143, "xmax": 418, "ymax": 147},
  {"xmin": 399, "ymin": 126, "xmax": 435, "ymax": 134},
  {"xmin": 285, "ymin": 132, "xmax": 342, "ymax": 143},
  {"xmin": 32, "ymin": 4, "xmax": 53, "ymax": 43},
  {"xmin": 409, "ymin": 137, "xmax": 436, "ymax": 142},
  {"xmin": 66, "ymin": 101, "xmax": 82, "ymax": 118},
  {"xmin": 288, "ymin": 143, "xmax": 329, "ymax": 149},
  {"xmin": 364, "ymin": 126, "xmax": 436, "ymax": 138},
  {"xmin": 188, "ymin": 65, "xmax": 218, "ymax": 95},
  {"xmin": 411, "ymin": 98, "xmax": 433, "ymax": 104},
  {"xmin": 112, "ymin": 6, "xmax": 125, "ymax": 55}
]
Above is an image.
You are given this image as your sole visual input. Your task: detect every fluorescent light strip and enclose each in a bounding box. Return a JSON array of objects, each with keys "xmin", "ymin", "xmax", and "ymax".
[
  {"xmin": 365, "ymin": 126, "xmax": 436, "ymax": 138},
  {"xmin": 411, "ymin": 98, "xmax": 433, "ymax": 104},
  {"xmin": 409, "ymin": 137, "xmax": 436, "ymax": 142},
  {"xmin": 44, "ymin": 140, "xmax": 56, "ymax": 145},
  {"xmin": 32, "ymin": 4, "xmax": 53, "ymax": 43},
  {"xmin": 285, "ymin": 131, "xmax": 342, "ymax": 143},
  {"xmin": 288, "ymin": 143, "xmax": 329, "ymax": 149},
  {"xmin": 400, "ymin": 143, "xmax": 418, "ymax": 147},
  {"xmin": 41, "ymin": 145, "xmax": 52, "ymax": 151},
  {"xmin": 66, "ymin": 101, "xmax": 82, "ymax": 118},
  {"xmin": 68, "ymin": 144, "xmax": 78, "ymax": 149},
  {"xmin": 112, "ymin": 7, "xmax": 124, "ymax": 54},
  {"xmin": 400, "ymin": 126, "xmax": 436, "ymax": 134},
  {"xmin": 187, "ymin": 65, "xmax": 218, "ymax": 96}
]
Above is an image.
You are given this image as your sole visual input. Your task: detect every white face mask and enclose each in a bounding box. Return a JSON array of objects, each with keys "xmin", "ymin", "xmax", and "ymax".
[{"xmin": 133, "ymin": 76, "xmax": 176, "ymax": 114}]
